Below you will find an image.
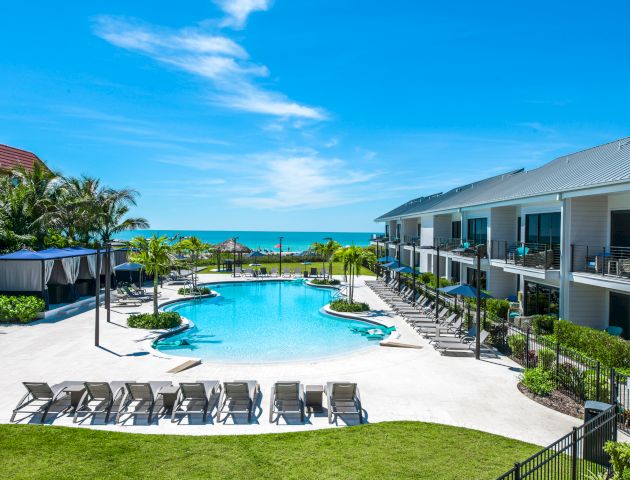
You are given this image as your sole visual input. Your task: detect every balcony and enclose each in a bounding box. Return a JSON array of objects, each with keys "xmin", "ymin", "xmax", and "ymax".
[
  {"xmin": 370, "ymin": 234, "xmax": 390, "ymax": 242},
  {"xmin": 570, "ymin": 245, "xmax": 630, "ymax": 284},
  {"xmin": 433, "ymin": 238, "xmax": 488, "ymax": 258},
  {"xmin": 490, "ymin": 241, "xmax": 560, "ymax": 270}
]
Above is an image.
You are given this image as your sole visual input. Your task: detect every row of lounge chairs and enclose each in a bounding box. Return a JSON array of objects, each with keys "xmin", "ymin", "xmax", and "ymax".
[
  {"xmin": 366, "ymin": 278, "xmax": 493, "ymax": 355},
  {"xmin": 112, "ymin": 284, "xmax": 160, "ymax": 306},
  {"xmin": 11, "ymin": 380, "xmax": 363, "ymax": 425},
  {"xmin": 238, "ymin": 267, "xmax": 326, "ymax": 278}
]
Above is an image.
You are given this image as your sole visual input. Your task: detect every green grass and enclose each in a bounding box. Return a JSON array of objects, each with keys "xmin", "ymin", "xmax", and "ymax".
[
  {"xmin": 199, "ymin": 261, "xmax": 375, "ymax": 276},
  {"xmin": 0, "ymin": 422, "xmax": 538, "ymax": 479}
]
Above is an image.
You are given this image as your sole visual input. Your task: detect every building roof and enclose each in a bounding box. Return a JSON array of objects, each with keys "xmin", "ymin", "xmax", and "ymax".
[
  {"xmin": 376, "ymin": 137, "xmax": 630, "ymax": 221},
  {"xmin": 0, "ymin": 144, "xmax": 47, "ymax": 173}
]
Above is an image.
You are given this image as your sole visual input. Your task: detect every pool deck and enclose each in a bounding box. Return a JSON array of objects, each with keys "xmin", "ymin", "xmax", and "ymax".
[{"xmin": 0, "ymin": 274, "xmax": 581, "ymax": 445}]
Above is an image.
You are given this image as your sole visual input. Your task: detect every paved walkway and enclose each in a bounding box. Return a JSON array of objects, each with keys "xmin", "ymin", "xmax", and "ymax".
[{"xmin": 0, "ymin": 274, "xmax": 581, "ymax": 445}]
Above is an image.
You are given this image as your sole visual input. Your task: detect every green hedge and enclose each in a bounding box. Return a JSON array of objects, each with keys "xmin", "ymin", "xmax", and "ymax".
[
  {"xmin": 521, "ymin": 367, "xmax": 555, "ymax": 396},
  {"xmin": 554, "ymin": 320, "xmax": 630, "ymax": 371},
  {"xmin": 177, "ymin": 286, "xmax": 211, "ymax": 295},
  {"xmin": 310, "ymin": 279, "xmax": 340, "ymax": 286},
  {"xmin": 0, "ymin": 295, "xmax": 45, "ymax": 323},
  {"xmin": 127, "ymin": 312, "xmax": 182, "ymax": 329},
  {"xmin": 329, "ymin": 300, "xmax": 369, "ymax": 312}
]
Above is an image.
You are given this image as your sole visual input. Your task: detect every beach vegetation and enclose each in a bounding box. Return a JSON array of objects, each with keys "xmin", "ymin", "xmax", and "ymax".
[
  {"xmin": 333, "ymin": 246, "xmax": 375, "ymax": 303},
  {"xmin": 0, "ymin": 295, "xmax": 45, "ymax": 323},
  {"xmin": 329, "ymin": 299, "xmax": 369, "ymax": 312},
  {"xmin": 127, "ymin": 311, "xmax": 182, "ymax": 329}
]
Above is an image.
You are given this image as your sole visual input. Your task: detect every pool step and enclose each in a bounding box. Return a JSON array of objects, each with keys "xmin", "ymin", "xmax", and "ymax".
[{"xmin": 167, "ymin": 359, "xmax": 201, "ymax": 374}]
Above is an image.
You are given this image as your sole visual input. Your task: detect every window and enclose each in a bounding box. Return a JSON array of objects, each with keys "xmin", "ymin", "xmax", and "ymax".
[
  {"xmin": 417, "ymin": 222, "xmax": 422, "ymax": 238},
  {"xmin": 385, "ymin": 225, "xmax": 389, "ymax": 237},
  {"xmin": 611, "ymin": 210, "xmax": 630, "ymax": 247},
  {"xmin": 524, "ymin": 281, "xmax": 559, "ymax": 317},
  {"xmin": 396, "ymin": 224, "xmax": 401, "ymax": 240},
  {"xmin": 525, "ymin": 212, "xmax": 560, "ymax": 245},
  {"xmin": 451, "ymin": 221, "xmax": 461, "ymax": 240},
  {"xmin": 610, "ymin": 292, "xmax": 630, "ymax": 339},
  {"xmin": 517, "ymin": 217, "xmax": 521, "ymax": 242},
  {"xmin": 451, "ymin": 261, "xmax": 461, "ymax": 282},
  {"xmin": 466, "ymin": 267, "xmax": 486, "ymax": 290},
  {"xmin": 467, "ymin": 218, "xmax": 487, "ymax": 245}
]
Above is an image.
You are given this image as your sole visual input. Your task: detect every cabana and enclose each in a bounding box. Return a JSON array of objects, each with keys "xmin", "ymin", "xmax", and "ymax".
[
  {"xmin": 0, "ymin": 247, "xmax": 111, "ymax": 309},
  {"xmin": 215, "ymin": 238, "xmax": 252, "ymax": 272}
]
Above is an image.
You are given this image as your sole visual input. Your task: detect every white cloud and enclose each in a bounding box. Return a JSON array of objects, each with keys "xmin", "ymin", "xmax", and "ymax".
[
  {"xmin": 213, "ymin": 0, "xmax": 272, "ymax": 29},
  {"xmin": 93, "ymin": 15, "xmax": 324, "ymax": 120}
]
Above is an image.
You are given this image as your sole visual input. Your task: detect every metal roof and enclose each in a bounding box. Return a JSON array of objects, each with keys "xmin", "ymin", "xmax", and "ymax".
[
  {"xmin": 375, "ymin": 137, "xmax": 630, "ymax": 221},
  {"xmin": 0, "ymin": 144, "xmax": 47, "ymax": 173}
]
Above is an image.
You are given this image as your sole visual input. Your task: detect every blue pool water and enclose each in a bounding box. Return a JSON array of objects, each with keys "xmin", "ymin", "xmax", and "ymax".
[{"xmin": 157, "ymin": 281, "xmax": 385, "ymax": 363}]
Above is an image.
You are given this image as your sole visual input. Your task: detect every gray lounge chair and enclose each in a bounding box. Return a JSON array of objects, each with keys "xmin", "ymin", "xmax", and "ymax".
[
  {"xmin": 218, "ymin": 381, "xmax": 259, "ymax": 423},
  {"xmin": 270, "ymin": 267, "xmax": 279, "ymax": 277},
  {"xmin": 431, "ymin": 326, "xmax": 477, "ymax": 345},
  {"xmin": 310, "ymin": 267, "xmax": 318, "ymax": 277},
  {"xmin": 171, "ymin": 381, "xmax": 221, "ymax": 423},
  {"xmin": 434, "ymin": 330, "xmax": 490, "ymax": 354},
  {"xmin": 269, "ymin": 381, "xmax": 305, "ymax": 423},
  {"xmin": 282, "ymin": 267, "xmax": 292, "ymax": 277},
  {"xmin": 325, "ymin": 382, "xmax": 363, "ymax": 424},
  {"xmin": 259, "ymin": 267, "xmax": 269, "ymax": 277},
  {"xmin": 116, "ymin": 382, "xmax": 156, "ymax": 424},
  {"xmin": 11, "ymin": 382, "xmax": 71, "ymax": 423},
  {"xmin": 73, "ymin": 382, "xmax": 125, "ymax": 424}
]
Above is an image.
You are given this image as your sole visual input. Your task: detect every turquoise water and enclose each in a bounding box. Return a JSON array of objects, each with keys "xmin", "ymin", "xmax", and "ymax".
[
  {"xmin": 158, "ymin": 281, "xmax": 384, "ymax": 363},
  {"xmin": 115, "ymin": 230, "xmax": 375, "ymax": 252}
]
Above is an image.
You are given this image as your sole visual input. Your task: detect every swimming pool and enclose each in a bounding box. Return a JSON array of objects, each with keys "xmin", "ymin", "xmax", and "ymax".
[{"xmin": 156, "ymin": 281, "xmax": 386, "ymax": 363}]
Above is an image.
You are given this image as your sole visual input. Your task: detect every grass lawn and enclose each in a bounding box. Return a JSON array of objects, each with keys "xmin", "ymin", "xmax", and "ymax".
[
  {"xmin": 199, "ymin": 261, "xmax": 375, "ymax": 276},
  {"xmin": 0, "ymin": 422, "xmax": 538, "ymax": 479}
]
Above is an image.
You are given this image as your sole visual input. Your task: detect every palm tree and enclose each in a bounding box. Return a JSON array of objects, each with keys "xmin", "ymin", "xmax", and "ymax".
[
  {"xmin": 334, "ymin": 246, "xmax": 375, "ymax": 303},
  {"xmin": 310, "ymin": 241, "xmax": 326, "ymax": 278},
  {"xmin": 322, "ymin": 239, "xmax": 341, "ymax": 279},
  {"xmin": 128, "ymin": 235, "xmax": 173, "ymax": 318},
  {"xmin": 97, "ymin": 188, "xmax": 149, "ymax": 244},
  {"xmin": 176, "ymin": 236, "xmax": 211, "ymax": 289}
]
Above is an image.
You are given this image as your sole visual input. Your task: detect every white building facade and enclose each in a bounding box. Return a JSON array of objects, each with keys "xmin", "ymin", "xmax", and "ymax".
[{"xmin": 373, "ymin": 138, "xmax": 630, "ymax": 334}]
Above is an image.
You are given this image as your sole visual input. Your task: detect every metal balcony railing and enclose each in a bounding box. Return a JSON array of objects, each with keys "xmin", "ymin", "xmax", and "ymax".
[
  {"xmin": 371, "ymin": 234, "xmax": 390, "ymax": 242},
  {"xmin": 490, "ymin": 241, "xmax": 560, "ymax": 270},
  {"xmin": 571, "ymin": 244, "xmax": 630, "ymax": 279}
]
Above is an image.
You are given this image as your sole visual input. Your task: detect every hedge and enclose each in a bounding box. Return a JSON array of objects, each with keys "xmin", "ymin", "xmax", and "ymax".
[
  {"xmin": 0, "ymin": 295, "xmax": 45, "ymax": 323},
  {"xmin": 127, "ymin": 312, "xmax": 182, "ymax": 329},
  {"xmin": 329, "ymin": 300, "xmax": 369, "ymax": 312},
  {"xmin": 177, "ymin": 286, "xmax": 211, "ymax": 295},
  {"xmin": 310, "ymin": 279, "xmax": 340, "ymax": 286}
]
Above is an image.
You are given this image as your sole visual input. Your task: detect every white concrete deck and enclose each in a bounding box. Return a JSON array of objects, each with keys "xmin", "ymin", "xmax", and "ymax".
[{"xmin": 0, "ymin": 274, "xmax": 581, "ymax": 445}]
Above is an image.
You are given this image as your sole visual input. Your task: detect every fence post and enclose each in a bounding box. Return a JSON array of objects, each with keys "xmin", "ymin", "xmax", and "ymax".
[
  {"xmin": 555, "ymin": 339, "xmax": 560, "ymax": 388},
  {"xmin": 602, "ymin": 247, "xmax": 606, "ymax": 276},
  {"xmin": 611, "ymin": 368, "xmax": 616, "ymax": 406},
  {"xmin": 514, "ymin": 462, "xmax": 521, "ymax": 480},
  {"xmin": 526, "ymin": 327, "xmax": 531, "ymax": 369},
  {"xmin": 596, "ymin": 362, "xmax": 601, "ymax": 402},
  {"xmin": 571, "ymin": 427, "xmax": 578, "ymax": 480}
]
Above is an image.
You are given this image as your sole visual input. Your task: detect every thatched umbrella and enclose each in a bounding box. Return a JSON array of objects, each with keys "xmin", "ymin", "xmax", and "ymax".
[{"xmin": 215, "ymin": 238, "xmax": 252, "ymax": 272}]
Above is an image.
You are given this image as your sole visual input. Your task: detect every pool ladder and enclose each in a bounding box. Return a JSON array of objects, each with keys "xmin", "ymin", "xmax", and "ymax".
[{"xmin": 332, "ymin": 285, "xmax": 348, "ymax": 300}]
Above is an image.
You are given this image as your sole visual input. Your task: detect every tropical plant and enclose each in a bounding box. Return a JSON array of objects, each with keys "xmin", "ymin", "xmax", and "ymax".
[
  {"xmin": 329, "ymin": 299, "xmax": 369, "ymax": 312},
  {"xmin": 333, "ymin": 246, "xmax": 375, "ymax": 303},
  {"xmin": 175, "ymin": 236, "xmax": 211, "ymax": 288},
  {"xmin": 128, "ymin": 235, "xmax": 173, "ymax": 318},
  {"xmin": 604, "ymin": 441, "xmax": 630, "ymax": 480},
  {"xmin": 521, "ymin": 367, "xmax": 555, "ymax": 396},
  {"xmin": 127, "ymin": 311, "xmax": 181, "ymax": 329},
  {"xmin": 0, "ymin": 295, "xmax": 45, "ymax": 323}
]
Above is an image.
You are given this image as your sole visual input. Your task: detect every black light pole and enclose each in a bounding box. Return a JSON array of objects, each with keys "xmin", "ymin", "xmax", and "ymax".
[
  {"xmin": 232, "ymin": 236, "xmax": 238, "ymax": 278},
  {"xmin": 411, "ymin": 238, "xmax": 417, "ymax": 296},
  {"xmin": 435, "ymin": 243, "xmax": 441, "ymax": 320},
  {"xmin": 396, "ymin": 242, "xmax": 401, "ymax": 292},
  {"xmin": 475, "ymin": 246, "xmax": 483, "ymax": 360},
  {"xmin": 105, "ymin": 241, "xmax": 111, "ymax": 323},
  {"xmin": 279, "ymin": 236, "xmax": 284, "ymax": 275},
  {"xmin": 94, "ymin": 244, "xmax": 101, "ymax": 346},
  {"xmin": 375, "ymin": 239, "xmax": 380, "ymax": 278}
]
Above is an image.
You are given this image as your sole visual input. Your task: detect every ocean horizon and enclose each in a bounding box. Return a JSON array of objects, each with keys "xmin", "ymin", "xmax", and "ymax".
[{"xmin": 115, "ymin": 230, "xmax": 377, "ymax": 252}]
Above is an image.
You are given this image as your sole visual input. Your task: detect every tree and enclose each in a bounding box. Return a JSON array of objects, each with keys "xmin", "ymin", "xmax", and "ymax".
[
  {"xmin": 334, "ymin": 246, "xmax": 375, "ymax": 303},
  {"xmin": 96, "ymin": 188, "xmax": 149, "ymax": 244},
  {"xmin": 310, "ymin": 242, "xmax": 327, "ymax": 278},
  {"xmin": 322, "ymin": 239, "xmax": 341, "ymax": 279},
  {"xmin": 128, "ymin": 235, "xmax": 173, "ymax": 318},
  {"xmin": 175, "ymin": 236, "xmax": 211, "ymax": 289}
]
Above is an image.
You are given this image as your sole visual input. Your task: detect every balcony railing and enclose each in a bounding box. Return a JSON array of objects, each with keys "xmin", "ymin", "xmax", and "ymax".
[
  {"xmin": 571, "ymin": 245, "xmax": 630, "ymax": 279},
  {"xmin": 432, "ymin": 238, "xmax": 488, "ymax": 258},
  {"xmin": 371, "ymin": 234, "xmax": 390, "ymax": 242},
  {"xmin": 490, "ymin": 240, "xmax": 560, "ymax": 270}
]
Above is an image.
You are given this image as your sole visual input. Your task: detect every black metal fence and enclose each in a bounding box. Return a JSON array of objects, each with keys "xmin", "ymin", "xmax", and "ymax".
[
  {"xmin": 489, "ymin": 241, "xmax": 560, "ymax": 269},
  {"xmin": 496, "ymin": 405, "xmax": 617, "ymax": 479},
  {"xmin": 571, "ymin": 244, "xmax": 630, "ymax": 279}
]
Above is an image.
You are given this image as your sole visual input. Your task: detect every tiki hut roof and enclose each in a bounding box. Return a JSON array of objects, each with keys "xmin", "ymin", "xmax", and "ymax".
[{"xmin": 215, "ymin": 238, "xmax": 252, "ymax": 253}]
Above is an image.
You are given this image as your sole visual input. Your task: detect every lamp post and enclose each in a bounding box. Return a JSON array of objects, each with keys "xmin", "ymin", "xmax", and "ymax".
[
  {"xmin": 94, "ymin": 243, "xmax": 101, "ymax": 346},
  {"xmin": 396, "ymin": 241, "xmax": 401, "ymax": 292},
  {"xmin": 232, "ymin": 236, "xmax": 238, "ymax": 278},
  {"xmin": 435, "ymin": 242, "xmax": 441, "ymax": 321},
  {"xmin": 475, "ymin": 245, "xmax": 484, "ymax": 360},
  {"xmin": 105, "ymin": 241, "xmax": 111, "ymax": 323},
  {"xmin": 375, "ymin": 239, "xmax": 380, "ymax": 278},
  {"xmin": 411, "ymin": 237, "xmax": 418, "ymax": 296},
  {"xmin": 278, "ymin": 236, "xmax": 284, "ymax": 275}
]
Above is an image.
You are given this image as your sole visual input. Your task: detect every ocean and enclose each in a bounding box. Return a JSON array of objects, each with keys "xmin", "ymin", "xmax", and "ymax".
[{"xmin": 114, "ymin": 230, "xmax": 376, "ymax": 252}]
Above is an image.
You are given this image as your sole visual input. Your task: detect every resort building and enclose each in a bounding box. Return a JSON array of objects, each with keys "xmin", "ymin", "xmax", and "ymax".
[
  {"xmin": 373, "ymin": 137, "xmax": 630, "ymax": 333},
  {"xmin": 0, "ymin": 143, "xmax": 49, "ymax": 173}
]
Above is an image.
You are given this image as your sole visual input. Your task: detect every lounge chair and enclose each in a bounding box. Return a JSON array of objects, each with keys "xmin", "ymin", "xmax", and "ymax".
[
  {"xmin": 294, "ymin": 268, "xmax": 302, "ymax": 277},
  {"xmin": 270, "ymin": 268, "xmax": 279, "ymax": 277},
  {"xmin": 259, "ymin": 267, "xmax": 269, "ymax": 277},
  {"xmin": 11, "ymin": 382, "xmax": 71, "ymax": 423},
  {"xmin": 268, "ymin": 381, "xmax": 305, "ymax": 423},
  {"xmin": 243, "ymin": 268, "xmax": 254, "ymax": 277},
  {"xmin": 310, "ymin": 267, "xmax": 318, "ymax": 277},
  {"xmin": 431, "ymin": 326, "xmax": 477, "ymax": 345},
  {"xmin": 74, "ymin": 382, "xmax": 125, "ymax": 424},
  {"xmin": 111, "ymin": 292, "xmax": 142, "ymax": 306},
  {"xmin": 434, "ymin": 330, "xmax": 490, "ymax": 355},
  {"xmin": 172, "ymin": 381, "xmax": 221, "ymax": 423},
  {"xmin": 325, "ymin": 382, "xmax": 362, "ymax": 424},
  {"xmin": 218, "ymin": 381, "xmax": 259, "ymax": 423},
  {"xmin": 116, "ymin": 382, "xmax": 156, "ymax": 424},
  {"xmin": 282, "ymin": 267, "xmax": 292, "ymax": 277}
]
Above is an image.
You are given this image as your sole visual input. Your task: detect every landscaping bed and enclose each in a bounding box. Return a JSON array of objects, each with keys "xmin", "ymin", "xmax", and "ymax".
[{"xmin": 518, "ymin": 383, "xmax": 584, "ymax": 419}]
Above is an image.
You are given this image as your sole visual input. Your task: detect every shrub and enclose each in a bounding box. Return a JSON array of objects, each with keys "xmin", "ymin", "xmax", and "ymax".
[
  {"xmin": 532, "ymin": 314, "xmax": 556, "ymax": 335},
  {"xmin": 486, "ymin": 299, "xmax": 510, "ymax": 320},
  {"xmin": 507, "ymin": 333, "xmax": 526, "ymax": 359},
  {"xmin": 521, "ymin": 367, "xmax": 555, "ymax": 396},
  {"xmin": 0, "ymin": 295, "xmax": 45, "ymax": 323},
  {"xmin": 556, "ymin": 362, "xmax": 585, "ymax": 396},
  {"xmin": 177, "ymin": 286, "xmax": 211, "ymax": 295},
  {"xmin": 537, "ymin": 347, "xmax": 555, "ymax": 371},
  {"xmin": 310, "ymin": 279, "xmax": 341, "ymax": 286},
  {"xmin": 329, "ymin": 300, "xmax": 370, "ymax": 312},
  {"xmin": 605, "ymin": 441, "xmax": 630, "ymax": 480},
  {"xmin": 128, "ymin": 312, "xmax": 182, "ymax": 329},
  {"xmin": 555, "ymin": 320, "xmax": 630, "ymax": 370},
  {"xmin": 583, "ymin": 370, "xmax": 611, "ymax": 402}
]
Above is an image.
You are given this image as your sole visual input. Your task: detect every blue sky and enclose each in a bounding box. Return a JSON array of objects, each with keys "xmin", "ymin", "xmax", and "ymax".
[{"xmin": 1, "ymin": 1, "xmax": 629, "ymax": 232}]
